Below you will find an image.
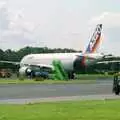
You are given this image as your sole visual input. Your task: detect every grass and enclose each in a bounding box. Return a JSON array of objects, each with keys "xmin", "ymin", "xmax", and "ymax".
[
  {"xmin": 0, "ymin": 79, "xmax": 96, "ymax": 84},
  {"xmin": 0, "ymin": 99, "xmax": 120, "ymax": 120},
  {"xmin": 77, "ymin": 74, "xmax": 113, "ymax": 80},
  {"xmin": 0, "ymin": 74, "xmax": 113, "ymax": 84}
]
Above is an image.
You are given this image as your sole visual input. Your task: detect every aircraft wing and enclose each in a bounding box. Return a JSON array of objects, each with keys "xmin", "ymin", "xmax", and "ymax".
[
  {"xmin": 21, "ymin": 63, "xmax": 54, "ymax": 70},
  {"xmin": 0, "ymin": 60, "xmax": 20, "ymax": 65},
  {"xmin": 96, "ymin": 60, "xmax": 120, "ymax": 64},
  {"xmin": 34, "ymin": 64, "xmax": 54, "ymax": 69},
  {"xmin": 0, "ymin": 61, "xmax": 54, "ymax": 70},
  {"xmin": 95, "ymin": 54, "xmax": 120, "ymax": 64}
]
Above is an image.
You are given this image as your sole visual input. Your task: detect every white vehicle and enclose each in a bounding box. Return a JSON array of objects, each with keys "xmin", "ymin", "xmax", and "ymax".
[{"xmin": 0, "ymin": 24, "xmax": 104, "ymax": 79}]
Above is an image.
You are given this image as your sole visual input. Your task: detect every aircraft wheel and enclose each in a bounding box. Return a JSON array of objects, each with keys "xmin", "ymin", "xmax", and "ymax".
[{"xmin": 68, "ymin": 71, "xmax": 75, "ymax": 80}]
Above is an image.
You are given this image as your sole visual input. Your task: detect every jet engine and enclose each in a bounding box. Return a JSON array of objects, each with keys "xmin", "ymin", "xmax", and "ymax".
[
  {"xmin": 18, "ymin": 66, "xmax": 49, "ymax": 79},
  {"xmin": 19, "ymin": 66, "xmax": 32, "ymax": 77}
]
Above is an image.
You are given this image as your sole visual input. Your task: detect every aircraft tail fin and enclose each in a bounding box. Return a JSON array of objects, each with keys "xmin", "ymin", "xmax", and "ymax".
[{"xmin": 85, "ymin": 24, "xmax": 102, "ymax": 53}]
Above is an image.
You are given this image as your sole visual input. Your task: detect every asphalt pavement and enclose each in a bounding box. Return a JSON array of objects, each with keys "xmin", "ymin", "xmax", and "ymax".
[{"xmin": 0, "ymin": 79, "xmax": 120, "ymax": 104}]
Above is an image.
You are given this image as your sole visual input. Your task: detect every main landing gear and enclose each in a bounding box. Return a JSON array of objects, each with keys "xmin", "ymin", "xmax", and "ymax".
[{"xmin": 68, "ymin": 71, "xmax": 75, "ymax": 79}]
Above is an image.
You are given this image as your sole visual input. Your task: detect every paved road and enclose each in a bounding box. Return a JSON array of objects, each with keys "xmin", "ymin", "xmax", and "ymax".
[{"xmin": 0, "ymin": 80, "xmax": 120, "ymax": 104}]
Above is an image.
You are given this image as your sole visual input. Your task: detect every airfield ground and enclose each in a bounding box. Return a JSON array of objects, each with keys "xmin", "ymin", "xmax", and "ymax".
[
  {"xmin": 0, "ymin": 79, "xmax": 96, "ymax": 84},
  {"xmin": 0, "ymin": 99, "xmax": 120, "ymax": 120},
  {"xmin": 0, "ymin": 74, "xmax": 119, "ymax": 119},
  {"xmin": 0, "ymin": 74, "xmax": 113, "ymax": 84}
]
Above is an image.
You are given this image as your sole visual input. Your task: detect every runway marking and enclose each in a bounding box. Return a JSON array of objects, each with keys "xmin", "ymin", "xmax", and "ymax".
[{"xmin": 0, "ymin": 94, "xmax": 120, "ymax": 104}]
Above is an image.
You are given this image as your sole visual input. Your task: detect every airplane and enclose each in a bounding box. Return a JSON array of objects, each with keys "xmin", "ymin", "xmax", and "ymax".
[{"xmin": 0, "ymin": 24, "xmax": 105, "ymax": 79}]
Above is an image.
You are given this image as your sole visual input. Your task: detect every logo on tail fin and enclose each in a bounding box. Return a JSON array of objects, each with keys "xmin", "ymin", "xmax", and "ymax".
[{"xmin": 85, "ymin": 24, "xmax": 102, "ymax": 53}]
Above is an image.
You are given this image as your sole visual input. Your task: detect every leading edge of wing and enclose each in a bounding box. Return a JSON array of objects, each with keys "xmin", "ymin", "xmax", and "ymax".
[{"xmin": 0, "ymin": 60, "xmax": 20, "ymax": 65}]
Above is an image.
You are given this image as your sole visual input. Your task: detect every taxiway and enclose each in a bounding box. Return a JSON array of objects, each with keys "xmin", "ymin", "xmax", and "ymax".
[{"xmin": 0, "ymin": 79, "xmax": 119, "ymax": 104}]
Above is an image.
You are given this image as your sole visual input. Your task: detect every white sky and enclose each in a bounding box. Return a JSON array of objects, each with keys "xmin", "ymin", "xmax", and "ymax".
[{"xmin": 0, "ymin": 0, "xmax": 120, "ymax": 55}]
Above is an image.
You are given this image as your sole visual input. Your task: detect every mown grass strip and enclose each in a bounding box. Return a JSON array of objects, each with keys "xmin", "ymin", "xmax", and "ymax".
[
  {"xmin": 0, "ymin": 99, "xmax": 120, "ymax": 120},
  {"xmin": 0, "ymin": 79, "xmax": 95, "ymax": 84}
]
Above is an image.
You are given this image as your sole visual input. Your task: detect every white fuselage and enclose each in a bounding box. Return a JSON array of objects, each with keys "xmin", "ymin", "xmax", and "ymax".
[
  {"xmin": 20, "ymin": 53, "xmax": 80, "ymax": 71},
  {"xmin": 20, "ymin": 52, "xmax": 103, "ymax": 72}
]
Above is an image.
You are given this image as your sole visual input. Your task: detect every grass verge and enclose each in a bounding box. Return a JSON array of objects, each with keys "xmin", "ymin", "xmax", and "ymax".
[
  {"xmin": 0, "ymin": 79, "xmax": 95, "ymax": 84},
  {"xmin": 0, "ymin": 74, "xmax": 113, "ymax": 84},
  {"xmin": 0, "ymin": 99, "xmax": 120, "ymax": 120},
  {"xmin": 77, "ymin": 74, "xmax": 113, "ymax": 80}
]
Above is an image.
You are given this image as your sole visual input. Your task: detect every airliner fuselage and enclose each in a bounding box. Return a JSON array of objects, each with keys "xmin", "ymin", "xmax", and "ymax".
[{"xmin": 20, "ymin": 52, "xmax": 103, "ymax": 73}]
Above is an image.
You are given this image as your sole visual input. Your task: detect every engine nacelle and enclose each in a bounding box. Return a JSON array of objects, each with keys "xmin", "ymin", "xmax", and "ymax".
[
  {"xmin": 18, "ymin": 66, "xmax": 49, "ymax": 79},
  {"xmin": 19, "ymin": 66, "xmax": 32, "ymax": 77}
]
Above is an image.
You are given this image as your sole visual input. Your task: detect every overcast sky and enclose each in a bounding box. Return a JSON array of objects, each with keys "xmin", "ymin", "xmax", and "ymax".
[{"xmin": 0, "ymin": 0, "xmax": 120, "ymax": 55}]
